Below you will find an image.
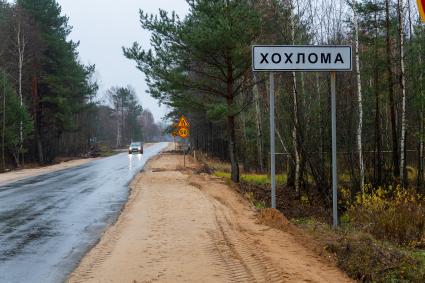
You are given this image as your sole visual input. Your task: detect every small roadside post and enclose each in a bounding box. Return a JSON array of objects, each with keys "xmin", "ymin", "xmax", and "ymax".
[
  {"xmin": 172, "ymin": 130, "xmax": 178, "ymax": 151},
  {"xmin": 252, "ymin": 45, "xmax": 352, "ymax": 227}
]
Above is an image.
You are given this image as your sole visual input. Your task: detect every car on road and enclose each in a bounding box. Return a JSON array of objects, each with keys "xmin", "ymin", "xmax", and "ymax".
[{"xmin": 128, "ymin": 142, "xmax": 143, "ymax": 154}]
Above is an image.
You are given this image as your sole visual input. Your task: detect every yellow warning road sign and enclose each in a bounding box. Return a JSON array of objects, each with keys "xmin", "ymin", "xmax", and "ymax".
[
  {"xmin": 418, "ymin": 0, "xmax": 425, "ymax": 22},
  {"xmin": 177, "ymin": 115, "xmax": 190, "ymax": 128},
  {"xmin": 178, "ymin": 127, "xmax": 189, "ymax": 139}
]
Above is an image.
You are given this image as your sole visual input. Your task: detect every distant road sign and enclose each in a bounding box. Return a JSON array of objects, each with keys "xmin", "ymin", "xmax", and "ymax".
[
  {"xmin": 172, "ymin": 130, "xmax": 178, "ymax": 137},
  {"xmin": 178, "ymin": 115, "xmax": 190, "ymax": 128},
  {"xmin": 178, "ymin": 127, "xmax": 189, "ymax": 139},
  {"xmin": 418, "ymin": 0, "xmax": 425, "ymax": 22},
  {"xmin": 252, "ymin": 45, "xmax": 352, "ymax": 72}
]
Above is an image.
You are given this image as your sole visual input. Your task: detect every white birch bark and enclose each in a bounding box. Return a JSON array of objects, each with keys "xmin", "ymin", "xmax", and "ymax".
[
  {"xmin": 398, "ymin": 0, "xmax": 407, "ymax": 185},
  {"xmin": 352, "ymin": 1, "xmax": 365, "ymax": 191},
  {"xmin": 16, "ymin": 22, "xmax": 25, "ymax": 166},
  {"xmin": 290, "ymin": 0, "xmax": 300, "ymax": 194}
]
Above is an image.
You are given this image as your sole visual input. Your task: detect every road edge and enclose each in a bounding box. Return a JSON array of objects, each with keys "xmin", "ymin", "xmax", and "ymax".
[{"xmin": 65, "ymin": 146, "xmax": 167, "ymax": 282}]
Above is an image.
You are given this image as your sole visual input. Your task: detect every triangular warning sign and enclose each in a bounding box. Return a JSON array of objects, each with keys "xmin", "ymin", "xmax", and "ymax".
[
  {"xmin": 419, "ymin": 0, "xmax": 425, "ymax": 22},
  {"xmin": 177, "ymin": 115, "xmax": 190, "ymax": 128}
]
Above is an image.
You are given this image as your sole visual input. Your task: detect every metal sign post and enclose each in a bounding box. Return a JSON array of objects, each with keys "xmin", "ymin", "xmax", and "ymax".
[
  {"xmin": 252, "ymin": 45, "xmax": 352, "ymax": 226},
  {"xmin": 269, "ymin": 72, "xmax": 276, "ymax": 209},
  {"xmin": 174, "ymin": 115, "xmax": 190, "ymax": 168},
  {"xmin": 331, "ymin": 71, "xmax": 338, "ymax": 227}
]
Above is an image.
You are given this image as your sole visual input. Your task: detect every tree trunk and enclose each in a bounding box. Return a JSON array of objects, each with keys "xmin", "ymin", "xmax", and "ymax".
[
  {"xmin": 240, "ymin": 103, "xmax": 249, "ymax": 171},
  {"xmin": 2, "ymin": 71, "xmax": 5, "ymax": 171},
  {"xmin": 31, "ymin": 75, "xmax": 44, "ymax": 164},
  {"xmin": 253, "ymin": 74, "xmax": 264, "ymax": 172},
  {"xmin": 386, "ymin": 0, "xmax": 400, "ymax": 179},
  {"xmin": 398, "ymin": 0, "xmax": 407, "ymax": 185},
  {"xmin": 418, "ymin": 132, "xmax": 424, "ymax": 187},
  {"xmin": 299, "ymin": 72, "xmax": 306, "ymax": 191},
  {"xmin": 256, "ymin": 74, "xmax": 272, "ymax": 172},
  {"xmin": 17, "ymin": 22, "xmax": 25, "ymax": 167},
  {"xmin": 210, "ymin": 122, "xmax": 214, "ymax": 157},
  {"xmin": 374, "ymin": 8, "xmax": 382, "ymax": 185},
  {"xmin": 374, "ymin": 63, "xmax": 382, "ymax": 185},
  {"xmin": 227, "ymin": 112, "xmax": 239, "ymax": 183},
  {"xmin": 418, "ymin": 45, "xmax": 424, "ymax": 187},
  {"xmin": 353, "ymin": 1, "xmax": 365, "ymax": 191},
  {"xmin": 316, "ymin": 73, "xmax": 325, "ymax": 177},
  {"xmin": 116, "ymin": 115, "xmax": 121, "ymax": 148},
  {"xmin": 255, "ymin": 89, "xmax": 265, "ymax": 172},
  {"xmin": 116, "ymin": 97, "xmax": 124, "ymax": 148},
  {"xmin": 290, "ymin": 0, "xmax": 300, "ymax": 195},
  {"xmin": 226, "ymin": 57, "xmax": 239, "ymax": 183}
]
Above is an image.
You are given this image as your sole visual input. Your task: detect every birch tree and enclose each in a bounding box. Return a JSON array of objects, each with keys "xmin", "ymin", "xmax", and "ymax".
[
  {"xmin": 289, "ymin": 0, "xmax": 301, "ymax": 194},
  {"xmin": 398, "ymin": 0, "xmax": 407, "ymax": 184},
  {"xmin": 351, "ymin": 0, "xmax": 365, "ymax": 191},
  {"xmin": 12, "ymin": 7, "xmax": 26, "ymax": 166}
]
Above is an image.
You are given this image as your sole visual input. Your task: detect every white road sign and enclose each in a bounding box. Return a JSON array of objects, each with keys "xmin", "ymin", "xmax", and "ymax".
[{"xmin": 252, "ymin": 45, "xmax": 352, "ymax": 72}]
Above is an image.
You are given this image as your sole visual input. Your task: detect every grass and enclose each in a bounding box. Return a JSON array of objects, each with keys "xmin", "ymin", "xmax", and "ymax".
[
  {"xmin": 207, "ymin": 157, "xmax": 425, "ymax": 282},
  {"xmin": 204, "ymin": 160, "xmax": 231, "ymax": 173},
  {"xmin": 214, "ymin": 171, "xmax": 287, "ymax": 185}
]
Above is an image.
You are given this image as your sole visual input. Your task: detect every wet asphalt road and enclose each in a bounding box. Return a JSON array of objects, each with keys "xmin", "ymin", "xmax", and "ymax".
[{"xmin": 0, "ymin": 142, "xmax": 168, "ymax": 283}]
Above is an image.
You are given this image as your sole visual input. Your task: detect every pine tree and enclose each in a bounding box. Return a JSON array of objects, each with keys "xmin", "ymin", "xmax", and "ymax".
[
  {"xmin": 17, "ymin": 0, "xmax": 96, "ymax": 163},
  {"xmin": 124, "ymin": 0, "xmax": 262, "ymax": 182}
]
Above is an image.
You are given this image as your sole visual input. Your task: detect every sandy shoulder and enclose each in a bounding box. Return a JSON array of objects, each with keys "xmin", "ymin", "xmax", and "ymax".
[{"xmin": 67, "ymin": 152, "xmax": 353, "ymax": 283}]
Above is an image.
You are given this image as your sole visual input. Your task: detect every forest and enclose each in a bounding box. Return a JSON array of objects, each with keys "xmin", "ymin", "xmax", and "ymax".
[
  {"xmin": 1, "ymin": 0, "xmax": 425, "ymax": 279},
  {"xmin": 0, "ymin": 0, "xmax": 161, "ymax": 169},
  {"xmin": 126, "ymin": 0, "xmax": 425, "ymax": 280},
  {"xmin": 126, "ymin": 0, "xmax": 425, "ymax": 201}
]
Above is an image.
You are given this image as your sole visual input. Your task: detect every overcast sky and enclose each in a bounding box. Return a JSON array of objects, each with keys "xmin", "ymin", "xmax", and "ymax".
[{"xmin": 57, "ymin": 0, "xmax": 189, "ymax": 123}]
